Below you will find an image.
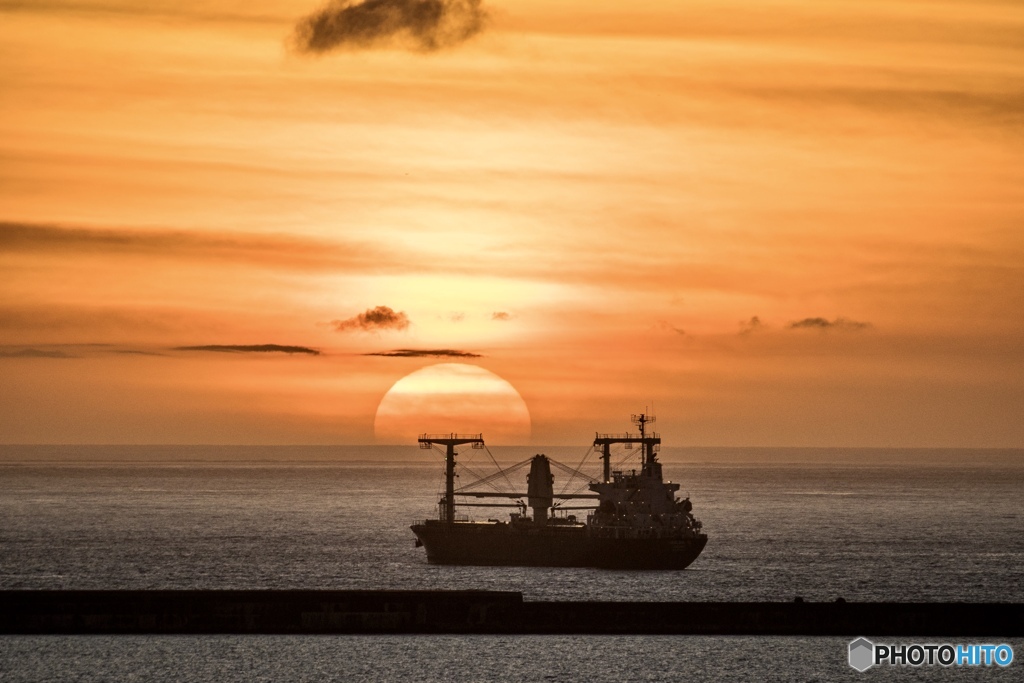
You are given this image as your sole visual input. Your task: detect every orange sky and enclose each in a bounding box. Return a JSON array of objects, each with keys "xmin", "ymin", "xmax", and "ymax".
[{"xmin": 1, "ymin": 0, "xmax": 1022, "ymax": 446}]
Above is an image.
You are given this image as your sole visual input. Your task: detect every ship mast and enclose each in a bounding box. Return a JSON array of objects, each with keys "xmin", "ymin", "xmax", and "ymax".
[
  {"xmin": 419, "ymin": 433, "xmax": 484, "ymax": 523},
  {"xmin": 593, "ymin": 413, "xmax": 660, "ymax": 480}
]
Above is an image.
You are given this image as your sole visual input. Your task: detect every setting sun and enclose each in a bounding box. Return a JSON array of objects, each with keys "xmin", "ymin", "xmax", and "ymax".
[{"xmin": 374, "ymin": 363, "xmax": 531, "ymax": 445}]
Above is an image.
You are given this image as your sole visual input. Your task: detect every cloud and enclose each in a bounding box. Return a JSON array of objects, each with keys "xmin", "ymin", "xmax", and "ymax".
[
  {"xmin": 788, "ymin": 317, "xmax": 871, "ymax": 331},
  {"xmin": 291, "ymin": 0, "xmax": 487, "ymax": 54},
  {"xmin": 331, "ymin": 306, "xmax": 410, "ymax": 332},
  {"xmin": 449, "ymin": 312, "xmax": 465, "ymax": 322},
  {"xmin": 655, "ymin": 320, "xmax": 686, "ymax": 336},
  {"xmin": 0, "ymin": 1, "xmax": 285, "ymax": 23},
  {"xmin": 0, "ymin": 221, "xmax": 402, "ymax": 274},
  {"xmin": 175, "ymin": 344, "xmax": 321, "ymax": 355},
  {"xmin": 491, "ymin": 311, "xmax": 512, "ymax": 321},
  {"xmin": 0, "ymin": 347, "xmax": 74, "ymax": 359},
  {"xmin": 366, "ymin": 348, "xmax": 481, "ymax": 358},
  {"xmin": 740, "ymin": 86, "xmax": 1024, "ymax": 130},
  {"xmin": 739, "ymin": 316, "xmax": 763, "ymax": 335}
]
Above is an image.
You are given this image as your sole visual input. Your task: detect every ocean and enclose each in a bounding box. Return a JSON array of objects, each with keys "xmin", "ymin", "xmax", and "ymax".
[{"xmin": 1, "ymin": 445, "xmax": 1021, "ymax": 680}]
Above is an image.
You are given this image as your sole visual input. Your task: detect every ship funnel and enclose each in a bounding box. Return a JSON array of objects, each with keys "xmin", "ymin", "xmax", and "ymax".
[{"xmin": 526, "ymin": 454, "xmax": 554, "ymax": 525}]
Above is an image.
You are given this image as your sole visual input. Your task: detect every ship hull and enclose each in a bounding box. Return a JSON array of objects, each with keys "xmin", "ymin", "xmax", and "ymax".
[{"xmin": 411, "ymin": 522, "xmax": 707, "ymax": 570}]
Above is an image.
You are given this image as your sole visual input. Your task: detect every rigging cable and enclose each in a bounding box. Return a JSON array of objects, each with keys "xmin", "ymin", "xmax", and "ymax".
[
  {"xmin": 557, "ymin": 444, "xmax": 598, "ymax": 497},
  {"xmin": 455, "ymin": 457, "xmax": 532, "ymax": 495},
  {"xmin": 484, "ymin": 444, "xmax": 518, "ymax": 493},
  {"xmin": 456, "ymin": 457, "xmax": 534, "ymax": 497}
]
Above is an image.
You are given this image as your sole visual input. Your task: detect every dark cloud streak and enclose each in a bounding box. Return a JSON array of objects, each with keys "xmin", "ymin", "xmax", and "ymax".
[
  {"xmin": 366, "ymin": 348, "xmax": 481, "ymax": 358},
  {"xmin": 789, "ymin": 317, "xmax": 871, "ymax": 331},
  {"xmin": 175, "ymin": 344, "xmax": 321, "ymax": 355},
  {"xmin": 0, "ymin": 347, "xmax": 75, "ymax": 359},
  {"xmin": 292, "ymin": 0, "xmax": 487, "ymax": 54}
]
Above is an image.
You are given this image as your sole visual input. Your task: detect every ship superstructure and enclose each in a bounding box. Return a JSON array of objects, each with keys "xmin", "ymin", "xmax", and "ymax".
[{"xmin": 410, "ymin": 414, "xmax": 707, "ymax": 569}]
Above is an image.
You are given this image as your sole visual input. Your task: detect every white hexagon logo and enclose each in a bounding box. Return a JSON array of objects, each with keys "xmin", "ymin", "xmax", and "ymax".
[{"xmin": 849, "ymin": 637, "xmax": 875, "ymax": 672}]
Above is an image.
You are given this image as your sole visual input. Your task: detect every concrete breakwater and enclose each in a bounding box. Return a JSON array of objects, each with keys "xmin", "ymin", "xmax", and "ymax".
[{"xmin": 2, "ymin": 591, "xmax": 1021, "ymax": 636}]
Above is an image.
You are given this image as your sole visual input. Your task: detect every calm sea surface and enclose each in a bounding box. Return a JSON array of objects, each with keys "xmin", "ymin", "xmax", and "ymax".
[{"xmin": 1, "ymin": 446, "xmax": 1021, "ymax": 680}]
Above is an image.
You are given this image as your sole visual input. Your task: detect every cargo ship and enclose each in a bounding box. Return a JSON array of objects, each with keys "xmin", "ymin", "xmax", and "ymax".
[{"xmin": 410, "ymin": 414, "xmax": 707, "ymax": 569}]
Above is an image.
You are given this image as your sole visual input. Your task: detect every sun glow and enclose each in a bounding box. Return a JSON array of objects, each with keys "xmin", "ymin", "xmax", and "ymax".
[{"xmin": 373, "ymin": 363, "xmax": 531, "ymax": 445}]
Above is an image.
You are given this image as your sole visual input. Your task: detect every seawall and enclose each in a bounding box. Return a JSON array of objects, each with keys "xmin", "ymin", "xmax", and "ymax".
[{"xmin": 2, "ymin": 591, "xmax": 1021, "ymax": 636}]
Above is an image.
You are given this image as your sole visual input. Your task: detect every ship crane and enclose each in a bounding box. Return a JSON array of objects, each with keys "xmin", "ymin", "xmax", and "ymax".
[
  {"xmin": 418, "ymin": 433, "xmax": 484, "ymax": 523},
  {"xmin": 420, "ymin": 434, "xmax": 598, "ymax": 525}
]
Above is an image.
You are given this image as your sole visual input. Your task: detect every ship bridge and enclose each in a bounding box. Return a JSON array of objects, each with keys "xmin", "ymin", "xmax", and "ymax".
[{"xmin": 593, "ymin": 413, "xmax": 662, "ymax": 482}]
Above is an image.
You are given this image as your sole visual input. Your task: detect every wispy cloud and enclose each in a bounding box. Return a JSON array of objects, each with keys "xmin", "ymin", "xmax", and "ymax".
[
  {"xmin": 788, "ymin": 317, "xmax": 871, "ymax": 331},
  {"xmin": 0, "ymin": 0, "xmax": 284, "ymax": 23},
  {"xmin": 655, "ymin": 320, "xmax": 686, "ymax": 336},
  {"xmin": 740, "ymin": 86, "xmax": 1024, "ymax": 130},
  {"xmin": 175, "ymin": 344, "xmax": 321, "ymax": 355},
  {"xmin": 739, "ymin": 316, "xmax": 764, "ymax": 335},
  {"xmin": 365, "ymin": 348, "xmax": 480, "ymax": 358},
  {"xmin": 0, "ymin": 347, "xmax": 74, "ymax": 359},
  {"xmin": 491, "ymin": 311, "xmax": 512, "ymax": 321},
  {"xmin": 292, "ymin": 0, "xmax": 487, "ymax": 54},
  {"xmin": 0, "ymin": 221, "xmax": 401, "ymax": 274},
  {"xmin": 331, "ymin": 306, "xmax": 410, "ymax": 332}
]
